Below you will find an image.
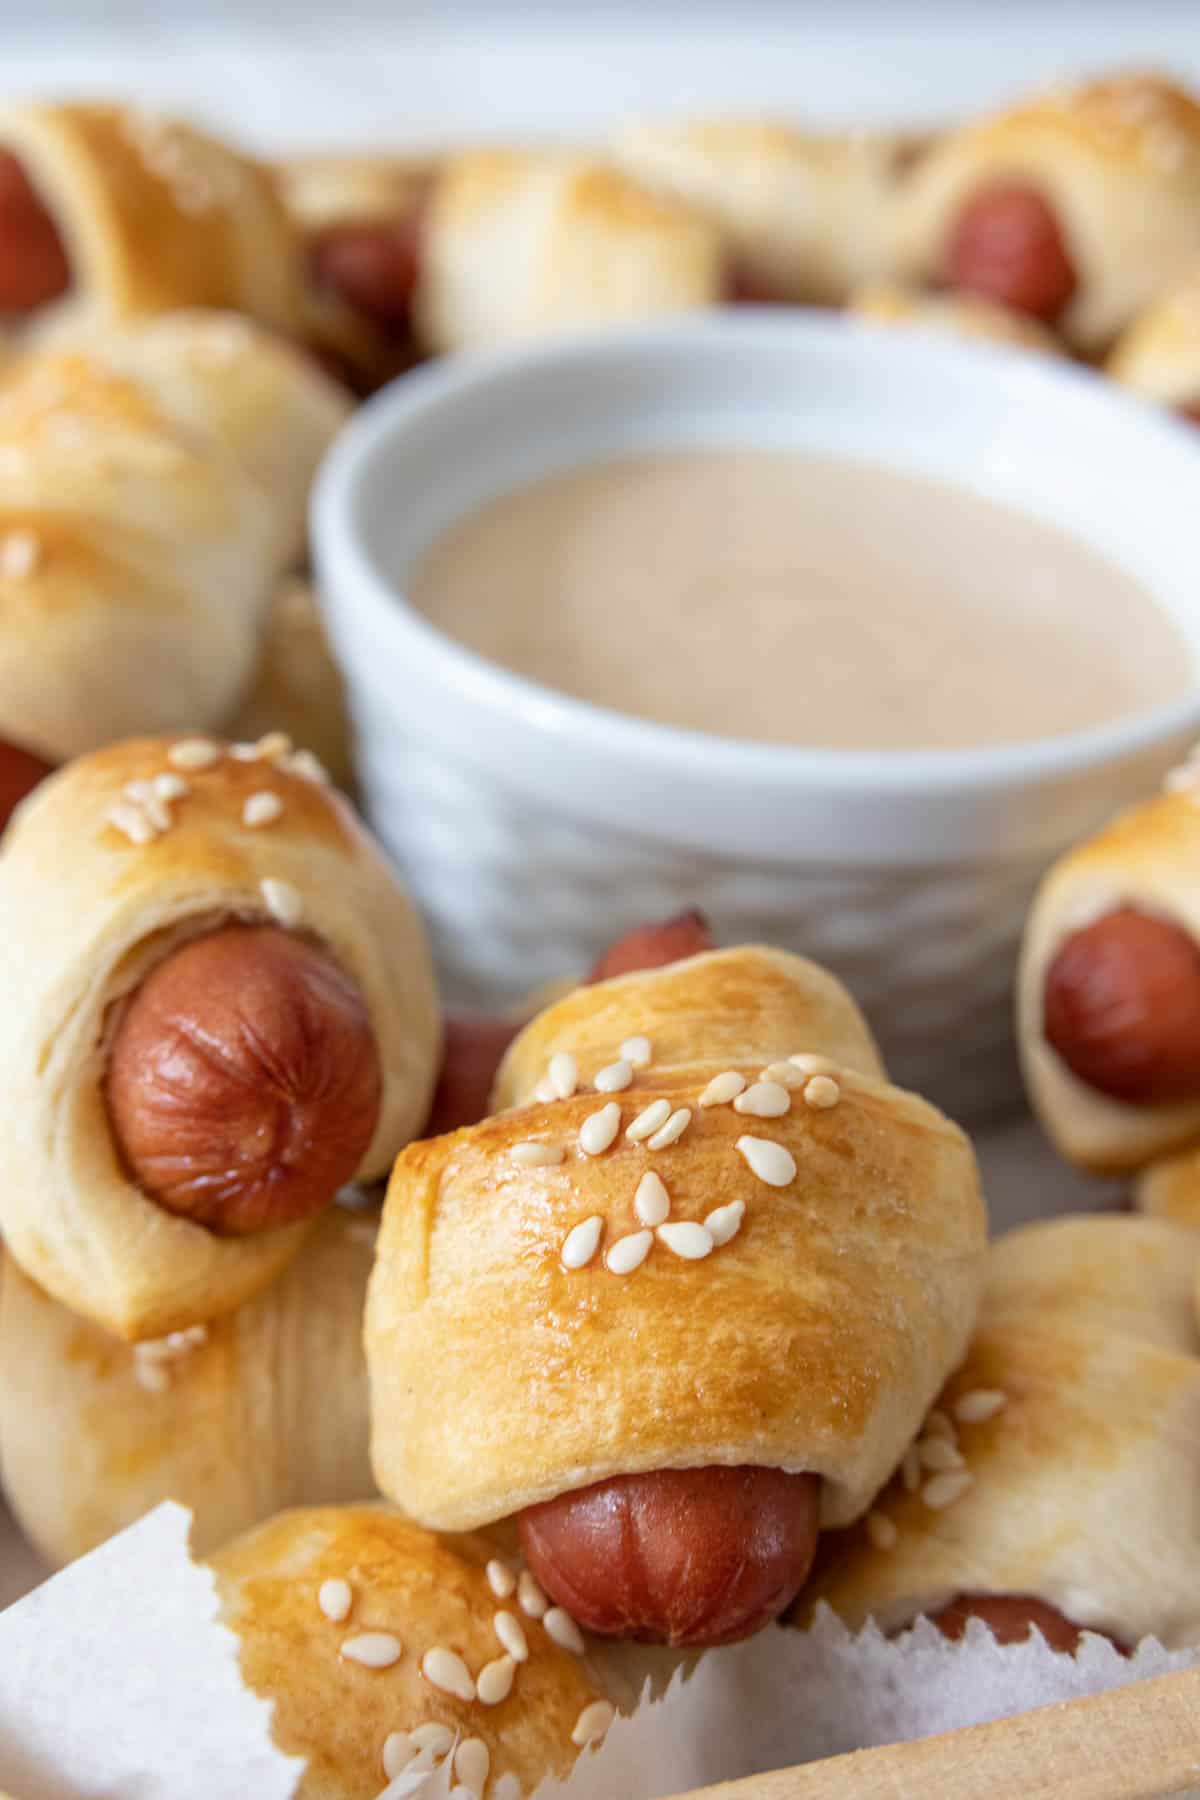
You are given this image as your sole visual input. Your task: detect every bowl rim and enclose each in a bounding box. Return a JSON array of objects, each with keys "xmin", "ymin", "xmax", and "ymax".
[{"xmin": 313, "ymin": 310, "xmax": 1200, "ymax": 805}]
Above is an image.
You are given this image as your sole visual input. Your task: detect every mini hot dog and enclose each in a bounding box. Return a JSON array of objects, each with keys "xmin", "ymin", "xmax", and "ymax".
[
  {"xmin": 1019, "ymin": 782, "xmax": 1200, "ymax": 1173},
  {"xmin": 368, "ymin": 944, "xmax": 984, "ymax": 1649},
  {"xmin": 105, "ymin": 923, "xmax": 382, "ymax": 1236},
  {"xmin": 0, "ymin": 148, "xmax": 69, "ymax": 312},
  {"xmin": 0, "ymin": 734, "xmax": 439, "ymax": 1339},
  {"xmin": 0, "ymin": 734, "xmax": 52, "ymax": 831},
  {"xmin": 892, "ymin": 73, "xmax": 1200, "ymax": 354},
  {"xmin": 799, "ymin": 1215, "xmax": 1200, "ymax": 1653}
]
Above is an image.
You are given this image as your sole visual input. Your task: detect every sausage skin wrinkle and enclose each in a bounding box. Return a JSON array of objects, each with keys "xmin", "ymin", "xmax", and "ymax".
[
  {"xmin": 105, "ymin": 924, "xmax": 381, "ymax": 1235},
  {"xmin": 1042, "ymin": 907, "xmax": 1200, "ymax": 1104},
  {"xmin": 518, "ymin": 1466, "xmax": 821, "ymax": 1647}
]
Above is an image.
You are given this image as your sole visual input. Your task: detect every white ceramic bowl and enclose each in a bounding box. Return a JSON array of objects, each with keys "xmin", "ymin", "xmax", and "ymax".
[{"xmin": 313, "ymin": 313, "xmax": 1200, "ymax": 1119}]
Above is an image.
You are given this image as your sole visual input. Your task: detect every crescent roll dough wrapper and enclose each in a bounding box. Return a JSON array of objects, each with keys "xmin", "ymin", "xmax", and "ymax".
[
  {"xmin": 367, "ymin": 946, "xmax": 985, "ymax": 1534},
  {"xmin": 229, "ymin": 579, "xmax": 354, "ymax": 794},
  {"xmin": 0, "ymin": 1204, "xmax": 377, "ymax": 1567},
  {"xmin": 616, "ymin": 119, "xmax": 920, "ymax": 304},
  {"xmin": 891, "ymin": 73, "xmax": 1200, "ymax": 354},
  {"xmin": 0, "ymin": 736, "xmax": 439, "ymax": 1340},
  {"xmin": 850, "ymin": 280, "xmax": 1060, "ymax": 351},
  {"xmin": 1107, "ymin": 263, "xmax": 1200, "ymax": 407},
  {"xmin": 801, "ymin": 1215, "xmax": 1200, "ymax": 1649},
  {"xmin": 0, "ymin": 102, "xmax": 302, "ymax": 337},
  {"xmin": 413, "ymin": 149, "xmax": 724, "ymax": 354},
  {"xmin": 0, "ymin": 316, "xmax": 348, "ymax": 761},
  {"xmin": 210, "ymin": 1505, "xmax": 620, "ymax": 1799},
  {"xmin": 1019, "ymin": 786, "xmax": 1200, "ymax": 1173}
]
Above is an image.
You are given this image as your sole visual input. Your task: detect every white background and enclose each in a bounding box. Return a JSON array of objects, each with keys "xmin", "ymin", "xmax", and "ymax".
[{"xmin": 0, "ymin": 1, "xmax": 1198, "ymax": 150}]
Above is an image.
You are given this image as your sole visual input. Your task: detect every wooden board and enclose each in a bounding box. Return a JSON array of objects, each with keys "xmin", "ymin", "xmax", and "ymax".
[{"xmin": 674, "ymin": 1664, "xmax": 1200, "ymax": 1799}]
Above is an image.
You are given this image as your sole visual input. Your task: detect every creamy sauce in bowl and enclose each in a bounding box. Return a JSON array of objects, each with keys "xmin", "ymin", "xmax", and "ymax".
[{"xmin": 408, "ymin": 450, "xmax": 1189, "ymax": 751}]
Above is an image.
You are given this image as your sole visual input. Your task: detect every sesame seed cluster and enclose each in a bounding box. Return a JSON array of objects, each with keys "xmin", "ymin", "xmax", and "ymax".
[
  {"xmin": 103, "ymin": 732, "xmax": 331, "ymax": 927},
  {"xmin": 863, "ymin": 1386, "xmax": 1008, "ymax": 1549},
  {"xmin": 121, "ymin": 109, "xmax": 244, "ymax": 217},
  {"xmin": 509, "ymin": 1040, "xmax": 844, "ymax": 1277},
  {"xmin": 310, "ymin": 1550, "xmax": 613, "ymax": 1794}
]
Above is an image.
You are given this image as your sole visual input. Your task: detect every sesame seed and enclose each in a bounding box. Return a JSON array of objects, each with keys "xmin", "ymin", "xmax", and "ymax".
[
  {"xmin": 789, "ymin": 1053, "xmax": 838, "ymax": 1077},
  {"xmin": 382, "ymin": 1732, "xmax": 414, "ymax": 1777},
  {"xmin": 168, "ymin": 738, "xmax": 220, "ymax": 770},
  {"xmin": 647, "ymin": 1107, "xmax": 691, "ymax": 1150},
  {"xmin": 606, "ymin": 1229, "xmax": 654, "ymax": 1274},
  {"xmin": 634, "ymin": 1170, "xmax": 670, "ymax": 1227},
  {"xmin": 923, "ymin": 1409, "xmax": 955, "ymax": 1441},
  {"xmin": 561, "ymin": 1216, "xmax": 603, "ymax": 1269},
  {"xmin": 620, "ymin": 1034, "xmax": 652, "ymax": 1067},
  {"xmin": 511, "ymin": 1141, "xmax": 565, "ymax": 1168},
  {"xmin": 626, "ymin": 1098, "xmax": 671, "ymax": 1142},
  {"xmin": 594, "ymin": 1058, "xmax": 633, "ymax": 1093},
  {"xmin": 318, "ymin": 1578, "xmax": 352, "ymax": 1622},
  {"xmin": 455, "ymin": 1738, "xmax": 490, "ymax": 1795},
  {"xmin": 866, "ymin": 1511, "xmax": 898, "ymax": 1551},
  {"xmin": 544, "ymin": 1607, "xmax": 586, "ymax": 1653},
  {"xmin": 253, "ymin": 731, "xmax": 292, "ymax": 760},
  {"xmin": 260, "ymin": 877, "xmax": 303, "ymax": 928},
  {"xmin": 477, "ymin": 1653, "xmax": 516, "ymax": 1705},
  {"xmin": 534, "ymin": 1078, "xmax": 557, "ymax": 1103},
  {"xmin": 579, "ymin": 1101, "xmax": 621, "ymax": 1156},
  {"xmin": 923, "ymin": 1469, "xmax": 974, "ymax": 1510},
  {"xmin": 704, "ymin": 1200, "xmax": 745, "ymax": 1246},
  {"xmin": 901, "ymin": 1446, "xmax": 922, "ymax": 1492},
  {"xmin": 954, "ymin": 1389, "xmax": 1007, "ymax": 1424},
  {"xmin": 230, "ymin": 742, "xmax": 260, "ymax": 760},
  {"xmin": 734, "ymin": 1080, "xmax": 791, "ymax": 1119},
  {"xmin": 422, "ymin": 1646, "xmax": 475, "ymax": 1700},
  {"xmin": 656, "ymin": 1220, "xmax": 713, "ymax": 1260},
  {"xmin": 804, "ymin": 1076, "xmax": 841, "ymax": 1110},
  {"xmin": 243, "ymin": 791, "xmax": 284, "ymax": 828},
  {"xmin": 486, "ymin": 1559, "xmax": 516, "ymax": 1599},
  {"xmin": 518, "ymin": 1571, "xmax": 548, "ymax": 1619},
  {"xmin": 548, "ymin": 1052, "xmax": 578, "ymax": 1099},
  {"xmin": 919, "ymin": 1437, "xmax": 965, "ymax": 1472},
  {"xmin": 699, "ymin": 1070, "xmax": 746, "ymax": 1108},
  {"xmin": 411, "ymin": 1723, "xmax": 455, "ymax": 1755},
  {"xmin": 494, "ymin": 1610, "xmax": 528, "ymax": 1661},
  {"xmin": 735, "ymin": 1135, "xmax": 796, "ymax": 1187},
  {"xmin": 282, "ymin": 747, "xmax": 331, "ymax": 785},
  {"xmin": 123, "ymin": 780, "xmax": 172, "ymax": 834},
  {"xmin": 0, "ymin": 528, "xmax": 41, "ymax": 579},
  {"xmin": 340, "ymin": 1631, "xmax": 402, "ymax": 1668},
  {"xmin": 760, "ymin": 1061, "xmax": 806, "ymax": 1087},
  {"xmin": 153, "ymin": 772, "xmax": 189, "ymax": 803},
  {"xmin": 132, "ymin": 1357, "xmax": 170, "ymax": 1393},
  {"xmin": 572, "ymin": 1700, "xmax": 615, "ymax": 1747},
  {"xmin": 107, "ymin": 801, "xmax": 157, "ymax": 845}
]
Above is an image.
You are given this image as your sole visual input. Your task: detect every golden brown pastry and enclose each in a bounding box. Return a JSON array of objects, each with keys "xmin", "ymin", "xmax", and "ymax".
[
  {"xmin": 1137, "ymin": 1142, "xmax": 1200, "ymax": 1226},
  {"xmin": 229, "ymin": 579, "xmax": 354, "ymax": 794},
  {"xmin": 1107, "ymin": 262, "xmax": 1200, "ymax": 416},
  {"xmin": 0, "ymin": 313, "xmax": 349, "ymax": 761},
  {"xmin": 0, "ymin": 103, "xmax": 302, "ymax": 339},
  {"xmin": 210, "ymin": 1504, "xmax": 620, "ymax": 1799},
  {"xmin": 850, "ymin": 280, "xmax": 1060, "ymax": 351},
  {"xmin": 367, "ymin": 945, "xmax": 986, "ymax": 1647},
  {"xmin": 0, "ymin": 1203, "xmax": 377, "ymax": 1566},
  {"xmin": 801, "ymin": 1214, "xmax": 1200, "ymax": 1650},
  {"xmin": 616, "ymin": 119, "xmax": 924, "ymax": 304},
  {"xmin": 279, "ymin": 150, "xmax": 436, "ymax": 388},
  {"xmin": 891, "ymin": 73, "xmax": 1200, "ymax": 353},
  {"xmin": 1018, "ymin": 778, "xmax": 1200, "ymax": 1174},
  {"xmin": 413, "ymin": 149, "xmax": 724, "ymax": 354},
  {"xmin": 0, "ymin": 735, "xmax": 439, "ymax": 1340}
]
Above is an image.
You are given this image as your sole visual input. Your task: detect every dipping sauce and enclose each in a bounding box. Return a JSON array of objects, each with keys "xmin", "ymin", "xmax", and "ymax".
[{"xmin": 408, "ymin": 451, "xmax": 1188, "ymax": 750}]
